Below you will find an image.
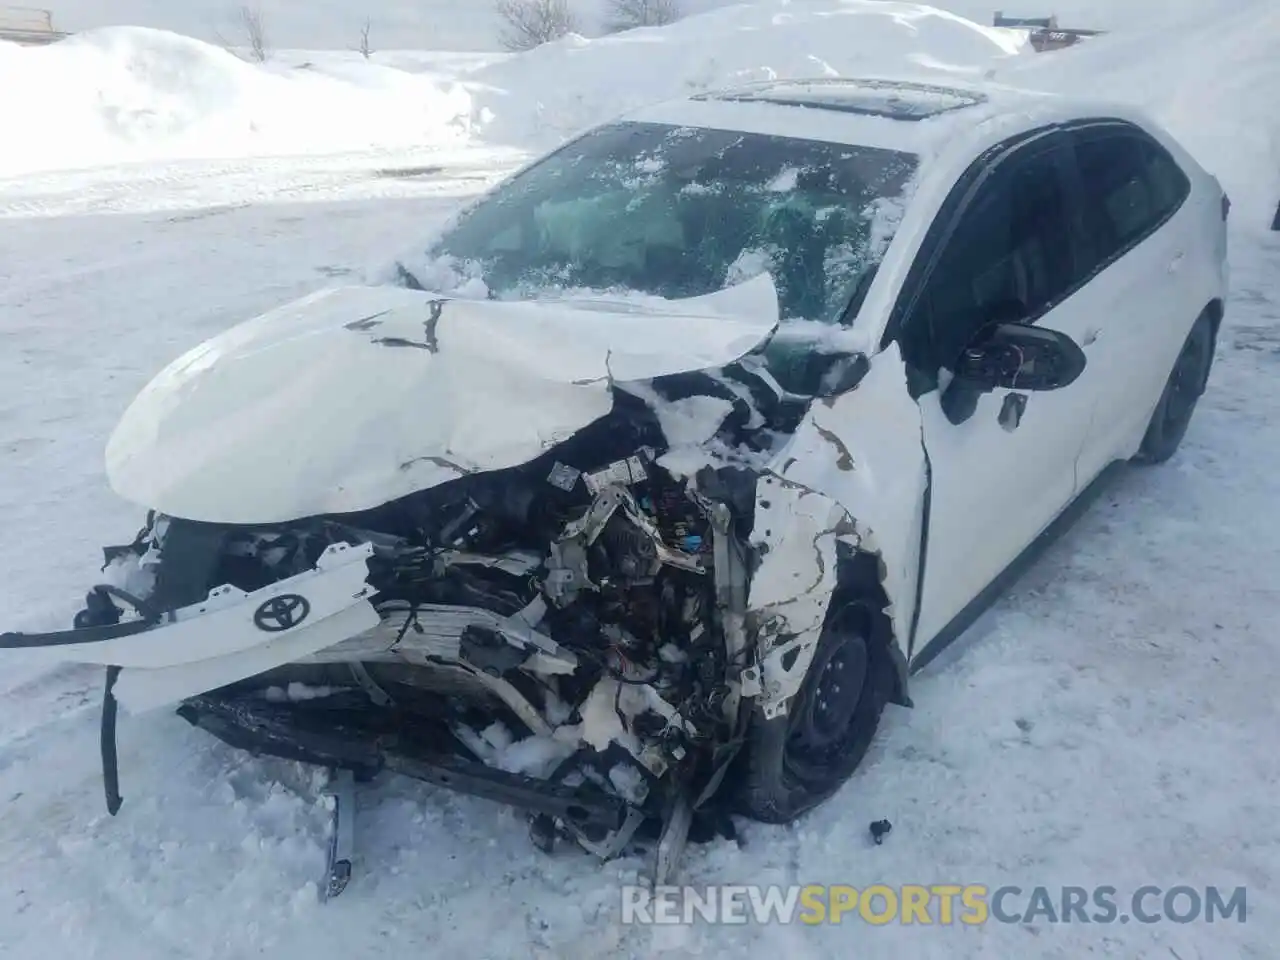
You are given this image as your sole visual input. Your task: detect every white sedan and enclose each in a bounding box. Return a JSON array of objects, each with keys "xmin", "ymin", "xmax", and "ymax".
[{"xmin": 1, "ymin": 77, "xmax": 1228, "ymax": 879}]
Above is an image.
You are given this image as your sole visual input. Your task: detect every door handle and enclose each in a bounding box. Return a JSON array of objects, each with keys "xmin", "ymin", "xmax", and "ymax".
[
  {"xmin": 1081, "ymin": 327, "xmax": 1101, "ymax": 347},
  {"xmin": 1168, "ymin": 252, "xmax": 1186, "ymax": 273},
  {"xmin": 998, "ymin": 393, "xmax": 1027, "ymax": 432}
]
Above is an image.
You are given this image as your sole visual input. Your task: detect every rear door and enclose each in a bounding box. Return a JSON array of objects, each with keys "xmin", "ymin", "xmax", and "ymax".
[
  {"xmin": 892, "ymin": 129, "xmax": 1102, "ymax": 653},
  {"xmin": 1060, "ymin": 121, "xmax": 1197, "ymax": 477}
]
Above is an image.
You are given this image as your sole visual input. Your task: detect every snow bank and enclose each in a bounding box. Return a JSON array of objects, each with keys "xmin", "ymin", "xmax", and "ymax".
[
  {"xmin": 43, "ymin": 0, "xmax": 508, "ymax": 51},
  {"xmin": 0, "ymin": 27, "xmax": 473, "ymax": 176},
  {"xmin": 44, "ymin": 0, "xmax": 844, "ymax": 51},
  {"xmin": 53, "ymin": 0, "xmax": 1261, "ymax": 52},
  {"xmin": 3, "ymin": 0, "xmax": 1276, "ymax": 222},
  {"xmin": 1003, "ymin": 0, "xmax": 1280, "ymax": 231},
  {"xmin": 0, "ymin": 4, "xmax": 1024, "ymax": 176},
  {"xmin": 466, "ymin": 0, "xmax": 1029, "ymax": 145}
]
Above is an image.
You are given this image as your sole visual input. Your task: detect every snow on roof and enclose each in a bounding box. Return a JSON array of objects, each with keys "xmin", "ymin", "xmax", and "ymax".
[
  {"xmin": 626, "ymin": 75, "xmax": 1069, "ymax": 156},
  {"xmin": 624, "ymin": 74, "xmax": 1190, "ymax": 174}
]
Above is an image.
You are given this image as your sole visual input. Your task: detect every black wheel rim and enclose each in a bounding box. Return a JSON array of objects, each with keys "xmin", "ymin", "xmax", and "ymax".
[
  {"xmin": 785, "ymin": 627, "xmax": 868, "ymax": 770},
  {"xmin": 1164, "ymin": 333, "xmax": 1207, "ymax": 432}
]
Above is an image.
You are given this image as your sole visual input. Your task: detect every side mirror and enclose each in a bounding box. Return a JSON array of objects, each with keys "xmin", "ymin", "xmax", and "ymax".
[{"xmin": 952, "ymin": 322, "xmax": 1087, "ymax": 393}]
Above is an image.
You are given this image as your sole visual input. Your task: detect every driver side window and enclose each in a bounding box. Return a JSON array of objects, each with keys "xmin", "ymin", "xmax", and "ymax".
[{"xmin": 903, "ymin": 139, "xmax": 1077, "ymax": 379}]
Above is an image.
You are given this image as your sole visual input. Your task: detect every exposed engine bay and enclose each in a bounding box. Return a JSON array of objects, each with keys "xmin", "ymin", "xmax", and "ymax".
[{"xmin": 66, "ymin": 377, "xmax": 798, "ymax": 880}]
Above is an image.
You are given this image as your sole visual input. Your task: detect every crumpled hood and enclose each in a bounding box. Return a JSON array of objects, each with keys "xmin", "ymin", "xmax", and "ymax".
[{"xmin": 105, "ymin": 275, "xmax": 779, "ymax": 524}]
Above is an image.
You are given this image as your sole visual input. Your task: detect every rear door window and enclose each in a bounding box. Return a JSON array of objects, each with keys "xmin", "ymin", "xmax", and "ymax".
[{"xmin": 1072, "ymin": 124, "xmax": 1190, "ymax": 268}]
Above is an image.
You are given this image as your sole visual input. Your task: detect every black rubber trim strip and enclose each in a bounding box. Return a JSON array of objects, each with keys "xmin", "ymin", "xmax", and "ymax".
[{"xmin": 0, "ymin": 618, "xmax": 155, "ymax": 649}]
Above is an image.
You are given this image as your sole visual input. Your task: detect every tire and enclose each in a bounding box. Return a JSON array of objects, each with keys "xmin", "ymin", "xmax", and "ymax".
[
  {"xmin": 729, "ymin": 599, "xmax": 894, "ymax": 824},
  {"xmin": 1133, "ymin": 311, "xmax": 1216, "ymax": 465}
]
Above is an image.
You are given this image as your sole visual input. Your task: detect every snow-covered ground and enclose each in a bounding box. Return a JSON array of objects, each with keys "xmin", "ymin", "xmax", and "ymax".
[{"xmin": 2, "ymin": 0, "xmax": 1279, "ymax": 956}]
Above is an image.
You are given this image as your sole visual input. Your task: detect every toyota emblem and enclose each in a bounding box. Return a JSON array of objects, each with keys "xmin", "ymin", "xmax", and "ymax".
[{"xmin": 253, "ymin": 593, "xmax": 311, "ymax": 632}]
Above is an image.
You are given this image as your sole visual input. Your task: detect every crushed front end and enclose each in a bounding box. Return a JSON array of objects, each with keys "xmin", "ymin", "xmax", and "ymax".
[{"xmin": 6, "ymin": 389, "xmax": 767, "ymax": 869}]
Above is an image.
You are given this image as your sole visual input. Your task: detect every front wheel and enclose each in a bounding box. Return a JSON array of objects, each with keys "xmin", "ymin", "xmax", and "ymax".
[
  {"xmin": 1133, "ymin": 312, "xmax": 1216, "ymax": 465},
  {"xmin": 729, "ymin": 600, "xmax": 893, "ymax": 824}
]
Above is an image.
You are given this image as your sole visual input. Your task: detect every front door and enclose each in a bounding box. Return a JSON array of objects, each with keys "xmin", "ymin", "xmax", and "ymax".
[{"xmin": 895, "ymin": 131, "xmax": 1101, "ymax": 653}]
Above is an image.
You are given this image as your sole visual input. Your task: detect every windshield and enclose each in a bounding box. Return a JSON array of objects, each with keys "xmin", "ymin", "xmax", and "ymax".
[{"xmin": 418, "ymin": 121, "xmax": 919, "ymax": 325}]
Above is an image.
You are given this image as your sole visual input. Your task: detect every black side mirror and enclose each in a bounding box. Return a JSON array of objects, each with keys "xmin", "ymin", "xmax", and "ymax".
[{"xmin": 953, "ymin": 322, "xmax": 1087, "ymax": 393}]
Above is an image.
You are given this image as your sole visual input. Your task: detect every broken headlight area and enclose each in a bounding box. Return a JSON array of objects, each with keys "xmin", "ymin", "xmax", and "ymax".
[{"xmin": 70, "ymin": 384, "xmax": 776, "ymax": 865}]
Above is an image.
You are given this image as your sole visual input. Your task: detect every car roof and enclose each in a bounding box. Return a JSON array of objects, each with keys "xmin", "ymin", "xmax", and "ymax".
[{"xmin": 623, "ymin": 76, "xmax": 1150, "ymax": 159}]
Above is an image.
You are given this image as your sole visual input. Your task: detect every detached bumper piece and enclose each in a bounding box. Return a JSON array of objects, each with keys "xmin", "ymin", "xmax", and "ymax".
[{"xmin": 176, "ymin": 690, "xmax": 633, "ymax": 835}]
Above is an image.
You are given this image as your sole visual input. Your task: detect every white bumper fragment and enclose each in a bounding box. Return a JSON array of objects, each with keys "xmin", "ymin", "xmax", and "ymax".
[{"xmin": 27, "ymin": 542, "xmax": 380, "ymax": 713}]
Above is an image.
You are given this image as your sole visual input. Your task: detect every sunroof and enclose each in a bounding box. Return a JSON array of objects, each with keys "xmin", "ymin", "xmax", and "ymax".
[{"xmin": 695, "ymin": 79, "xmax": 986, "ymax": 121}]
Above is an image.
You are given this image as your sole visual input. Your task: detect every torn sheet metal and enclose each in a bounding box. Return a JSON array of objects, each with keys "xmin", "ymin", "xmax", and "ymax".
[
  {"xmin": 746, "ymin": 341, "xmax": 927, "ymax": 712},
  {"xmin": 745, "ymin": 478, "xmax": 857, "ymax": 717}
]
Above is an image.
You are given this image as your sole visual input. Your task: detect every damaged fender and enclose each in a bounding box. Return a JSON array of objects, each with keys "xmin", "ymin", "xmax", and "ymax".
[{"xmin": 744, "ymin": 342, "xmax": 928, "ymax": 717}]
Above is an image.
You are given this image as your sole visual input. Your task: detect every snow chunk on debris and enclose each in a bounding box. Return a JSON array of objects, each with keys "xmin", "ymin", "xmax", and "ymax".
[
  {"xmin": 101, "ymin": 551, "xmax": 158, "ymax": 600},
  {"xmin": 495, "ymin": 735, "xmax": 577, "ymax": 778},
  {"xmin": 578, "ymin": 678, "xmax": 642, "ymax": 757},
  {"xmin": 263, "ymin": 682, "xmax": 337, "ymax": 702},
  {"xmin": 652, "ymin": 395, "xmax": 734, "ymax": 448},
  {"xmin": 608, "ymin": 763, "xmax": 649, "ymax": 804},
  {"xmin": 457, "ymin": 723, "xmax": 577, "ymax": 778},
  {"xmin": 480, "ymin": 720, "xmax": 514, "ymax": 752}
]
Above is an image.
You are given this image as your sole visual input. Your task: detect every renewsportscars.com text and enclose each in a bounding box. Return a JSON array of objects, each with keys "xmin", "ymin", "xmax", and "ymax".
[{"xmin": 620, "ymin": 884, "xmax": 1247, "ymax": 926}]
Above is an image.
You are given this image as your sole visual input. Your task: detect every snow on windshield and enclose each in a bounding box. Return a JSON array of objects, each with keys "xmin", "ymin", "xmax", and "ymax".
[{"xmin": 398, "ymin": 121, "xmax": 919, "ymax": 326}]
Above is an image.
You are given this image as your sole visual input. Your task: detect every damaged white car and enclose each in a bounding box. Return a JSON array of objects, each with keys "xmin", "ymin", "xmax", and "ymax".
[{"xmin": 2, "ymin": 78, "xmax": 1228, "ymax": 890}]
